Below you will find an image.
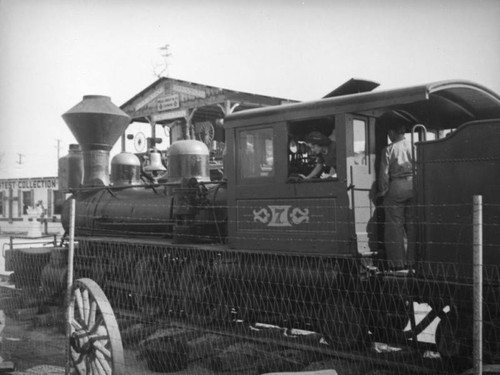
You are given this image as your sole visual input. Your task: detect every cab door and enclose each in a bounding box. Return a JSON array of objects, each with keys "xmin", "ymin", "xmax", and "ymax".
[{"xmin": 345, "ymin": 115, "xmax": 378, "ymax": 255}]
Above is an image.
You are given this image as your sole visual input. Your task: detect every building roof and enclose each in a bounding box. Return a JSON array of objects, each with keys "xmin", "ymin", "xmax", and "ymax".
[{"xmin": 120, "ymin": 77, "xmax": 298, "ymax": 125}]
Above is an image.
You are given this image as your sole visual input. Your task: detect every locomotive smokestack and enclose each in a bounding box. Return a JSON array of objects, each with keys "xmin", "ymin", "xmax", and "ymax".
[{"xmin": 62, "ymin": 95, "xmax": 131, "ymax": 186}]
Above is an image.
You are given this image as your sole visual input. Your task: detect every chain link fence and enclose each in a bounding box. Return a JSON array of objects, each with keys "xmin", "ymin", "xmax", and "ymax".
[{"xmin": 1, "ymin": 200, "xmax": 499, "ymax": 375}]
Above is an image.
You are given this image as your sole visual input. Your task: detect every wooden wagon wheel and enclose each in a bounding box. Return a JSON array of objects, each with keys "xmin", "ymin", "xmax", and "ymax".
[{"xmin": 68, "ymin": 278, "xmax": 125, "ymax": 375}]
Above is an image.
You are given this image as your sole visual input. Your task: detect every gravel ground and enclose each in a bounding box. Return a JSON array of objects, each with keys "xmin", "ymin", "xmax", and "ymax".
[{"xmin": 1, "ymin": 309, "xmax": 398, "ymax": 375}]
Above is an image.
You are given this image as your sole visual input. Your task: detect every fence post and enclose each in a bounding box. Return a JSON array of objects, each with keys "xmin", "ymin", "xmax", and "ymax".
[
  {"xmin": 473, "ymin": 195, "xmax": 482, "ymax": 375},
  {"xmin": 65, "ymin": 197, "xmax": 76, "ymax": 374}
]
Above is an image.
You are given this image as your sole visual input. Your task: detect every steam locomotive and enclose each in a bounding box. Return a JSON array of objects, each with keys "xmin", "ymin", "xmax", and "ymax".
[{"xmin": 8, "ymin": 80, "xmax": 500, "ymax": 364}]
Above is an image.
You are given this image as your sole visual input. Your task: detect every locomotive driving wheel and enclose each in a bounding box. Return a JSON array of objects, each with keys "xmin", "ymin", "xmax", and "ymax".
[
  {"xmin": 321, "ymin": 296, "xmax": 368, "ymax": 349},
  {"xmin": 179, "ymin": 263, "xmax": 211, "ymax": 321},
  {"xmin": 134, "ymin": 256, "xmax": 171, "ymax": 316},
  {"xmin": 68, "ymin": 278, "xmax": 125, "ymax": 375},
  {"xmin": 435, "ymin": 312, "xmax": 463, "ymax": 358}
]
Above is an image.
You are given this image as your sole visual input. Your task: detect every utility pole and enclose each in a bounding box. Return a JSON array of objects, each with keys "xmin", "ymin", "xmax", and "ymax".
[
  {"xmin": 56, "ymin": 139, "xmax": 61, "ymax": 160},
  {"xmin": 17, "ymin": 153, "xmax": 24, "ymax": 164}
]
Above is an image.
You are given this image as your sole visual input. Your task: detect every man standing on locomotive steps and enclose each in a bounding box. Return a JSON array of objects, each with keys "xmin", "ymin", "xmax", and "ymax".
[{"xmin": 378, "ymin": 115, "xmax": 416, "ymax": 270}]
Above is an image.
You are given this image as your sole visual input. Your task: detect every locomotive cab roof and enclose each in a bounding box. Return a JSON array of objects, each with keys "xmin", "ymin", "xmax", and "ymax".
[{"xmin": 225, "ymin": 80, "xmax": 500, "ymax": 130}]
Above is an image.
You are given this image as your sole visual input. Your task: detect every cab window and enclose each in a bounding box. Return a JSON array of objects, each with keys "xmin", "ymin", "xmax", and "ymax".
[
  {"xmin": 287, "ymin": 116, "xmax": 336, "ymax": 180},
  {"xmin": 353, "ymin": 118, "xmax": 367, "ymax": 166},
  {"xmin": 238, "ymin": 127, "xmax": 274, "ymax": 179}
]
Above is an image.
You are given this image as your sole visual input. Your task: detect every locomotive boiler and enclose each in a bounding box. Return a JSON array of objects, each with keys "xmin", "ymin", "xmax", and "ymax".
[
  {"xmin": 60, "ymin": 95, "xmax": 226, "ymax": 243},
  {"xmin": 8, "ymin": 80, "xmax": 500, "ymax": 370}
]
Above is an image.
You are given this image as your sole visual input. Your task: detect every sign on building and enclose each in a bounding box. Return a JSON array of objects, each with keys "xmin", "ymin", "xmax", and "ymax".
[{"xmin": 0, "ymin": 177, "xmax": 63, "ymax": 223}]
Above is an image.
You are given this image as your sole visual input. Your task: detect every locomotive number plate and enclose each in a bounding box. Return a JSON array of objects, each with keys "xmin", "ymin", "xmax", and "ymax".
[{"xmin": 236, "ymin": 198, "xmax": 336, "ymax": 233}]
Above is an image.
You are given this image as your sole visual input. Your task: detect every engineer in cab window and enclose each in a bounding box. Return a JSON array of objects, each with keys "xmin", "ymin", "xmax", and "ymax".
[{"xmin": 299, "ymin": 131, "xmax": 337, "ymax": 180}]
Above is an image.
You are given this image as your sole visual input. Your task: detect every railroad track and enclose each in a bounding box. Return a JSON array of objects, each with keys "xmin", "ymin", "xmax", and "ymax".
[
  {"xmin": 114, "ymin": 308, "xmax": 453, "ymax": 375},
  {"xmin": 2, "ymin": 276, "xmax": 467, "ymax": 374}
]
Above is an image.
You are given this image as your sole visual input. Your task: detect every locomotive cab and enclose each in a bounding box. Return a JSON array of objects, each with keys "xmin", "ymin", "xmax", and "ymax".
[
  {"xmin": 224, "ymin": 107, "xmax": 377, "ymax": 256},
  {"xmin": 224, "ymin": 80, "xmax": 500, "ymax": 265}
]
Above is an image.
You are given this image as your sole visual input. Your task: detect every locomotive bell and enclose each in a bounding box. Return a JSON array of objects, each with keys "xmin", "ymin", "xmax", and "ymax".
[
  {"xmin": 143, "ymin": 150, "xmax": 167, "ymax": 177},
  {"xmin": 167, "ymin": 140, "xmax": 210, "ymax": 184},
  {"xmin": 62, "ymin": 95, "xmax": 131, "ymax": 186}
]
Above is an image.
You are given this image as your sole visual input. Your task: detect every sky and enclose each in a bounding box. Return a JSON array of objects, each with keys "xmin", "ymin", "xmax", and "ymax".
[{"xmin": 1, "ymin": 0, "xmax": 499, "ymax": 178}]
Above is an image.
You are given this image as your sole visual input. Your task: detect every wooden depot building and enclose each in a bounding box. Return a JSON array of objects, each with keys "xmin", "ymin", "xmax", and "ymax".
[{"xmin": 119, "ymin": 77, "xmax": 298, "ymax": 163}]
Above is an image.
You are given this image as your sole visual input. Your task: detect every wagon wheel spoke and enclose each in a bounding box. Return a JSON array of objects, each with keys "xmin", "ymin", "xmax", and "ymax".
[
  {"xmin": 71, "ymin": 351, "xmax": 85, "ymax": 365},
  {"xmin": 88, "ymin": 300, "xmax": 97, "ymax": 329},
  {"xmin": 89, "ymin": 315, "xmax": 105, "ymax": 335},
  {"xmin": 70, "ymin": 319, "xmax": 83, "ymax": 331},
  {"xmin": 70, "ymin": 351, "xmax": 87, "ymax": 375},
  {"xmin": 95, "ymin": 348, "xmax": 113, "ymax": 374},
  {"xmin": 94, "ymin": 339, "xmax": 112, "ymax": 359},
  {"xmin": 82, "ymin": 288, "xmax": 90, "ymax": 327},
  {"xmin": 68, "ymin": 278, "xmax": 125, "ymax": 375},
  {"xmin": 74, "ymin": 288, "xmax": 85, "ymax": 325},
  {"xmin": 91, "ymin": 360, "xmax": 104, "ymax": 375}
]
